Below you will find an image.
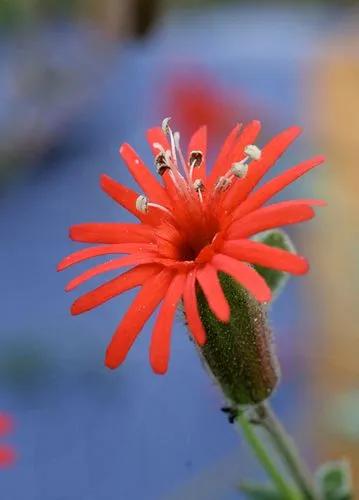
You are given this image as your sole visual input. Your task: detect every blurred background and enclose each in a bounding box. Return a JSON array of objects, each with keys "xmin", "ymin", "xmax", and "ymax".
[{"xmin": 0, "ymin": 0, "xmax": 358, "ymax": 498}]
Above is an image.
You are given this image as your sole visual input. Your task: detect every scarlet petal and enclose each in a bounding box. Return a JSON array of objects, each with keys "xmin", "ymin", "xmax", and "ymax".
[
  {"xmin": 221, "ymin": 239, "xmax": 309, "ymax": 275},
  {"xmin": 208, "ymin": 120, "xmax": 261, "ymax": 187},
  {"xmin": 69, "ymin": 223, "xmax": 154, "ymax": 244},
  {"xmin": 183, "ymin": 271, "xmax": 206, "ymax": 345},
  {"xmin": 196, "ymin": 264, "xmax": 230, "ymax": 322},
  {"xmin": 120, "ymin": 143, "xmax": 170, "ymax": 206},
  {"xmin": 212, "ymin": 253, "xmax": 271, "ymax": 303},
  {"xmin": 188, "ymin": 125, "xmax": 207, "ymax": 181},
  {"xmin": 105, "ymin": 270, "xmax": 173, "ymax": 369},
  {"xmin": 65, "ymin": 253, "xmax": 157, "ymax": 291},
  {"xmin": 229, "ymin": 120, "xmax": 262, "ymax": 164},
  {"xmin": 149, "ymin": 273, "xmax": 186, "ymax": 374},
  {"xmin": 57, "ymin": 243, "xmax": 156, "ymax": 271},
  {"xmin": 231, "ymin": 156, "xmax": 325, "ymax": 221},
  {"xmin": 223, "ymin": 125, "xmax": 302, "ymax": 210},
  {"xmin": 100, "ymin": 174, "xmax": 154, "ymax": 224},
  {"xmin": 207, "ymin": 123, "xmax": 242, "ymax": 186},
  {"xmin": 227, "ymin": 202, "xmax": 316, "ymax": 239},
  {"xmin": 146, "ymin": 127, "xmax": 171, "ymax": 156},
  {"xmin": 71, "ymin": 264, "xmax": 160, "ymax": 315},
  {"xmin": 0, "ymin": 446, "xmax": 16, "ymax": 467}
]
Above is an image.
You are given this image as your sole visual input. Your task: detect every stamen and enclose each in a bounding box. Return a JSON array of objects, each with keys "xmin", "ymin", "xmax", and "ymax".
[
  {"xmin": 231, "ymin": 161, "xmax": 248, "ymax": 179},
  {"xmin": 193, "ymin": 179, "xmax": 204, "ymax": 202},
  {"xmin": 174, "ymin": 131, "xmax": 190, "ymax": 180},
  {"xmin": 155, "ymin": 152, "xmax": 170, "ymax": 176},
  {"xmin": 148, "ymin": 202, "xmax": 172, "ymax": 217},
  {"xmin": 189, "ymin": 150, "xmax": 203, "ymax": 169},
  {"xmin": 136, "ymin": 195, "xmax": 148, "ymax": 213},
  {"xmin": 244, "ymin": 144, "xmax": 261, "ymax": 161},
  {"xmin": 161, "ymin": 117, "xmax": 171, "ymax": 135},
  {"xmin": 193, "ymin": 179, "xmax": 204, "ymax": 191},
  {"xmin": 215, "ymin": 176, "xmax": 231, "ymax": 192},
  {"xmin": 135, "ymin": 194, "xmax": 172, "ymax": 217}
]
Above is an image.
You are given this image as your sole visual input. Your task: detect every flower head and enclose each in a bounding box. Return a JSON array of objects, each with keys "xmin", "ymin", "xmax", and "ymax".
[{"xmin": 58, "ymin": 120, "xmax": 325, "ymax": 374}]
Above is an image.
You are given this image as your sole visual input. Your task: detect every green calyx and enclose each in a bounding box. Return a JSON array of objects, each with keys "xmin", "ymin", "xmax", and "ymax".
[{"xmin": 195, "ymin": 229, "xmax": 296, "ymax": 406}]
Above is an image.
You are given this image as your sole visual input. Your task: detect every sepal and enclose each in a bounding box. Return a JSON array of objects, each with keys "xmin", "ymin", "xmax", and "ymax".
[{"xmin": 253, "ymin": 229, "xmax": 295, "ymax": 301}]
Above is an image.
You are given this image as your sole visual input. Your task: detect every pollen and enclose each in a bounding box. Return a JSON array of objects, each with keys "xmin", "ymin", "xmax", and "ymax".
[
  {"xmin": 244, "ymin": 144, "xmax": 261, "ymax": 161},
  {"xmin": 135, "ymin": 195, "xmax": 148, "ymax": 213}
]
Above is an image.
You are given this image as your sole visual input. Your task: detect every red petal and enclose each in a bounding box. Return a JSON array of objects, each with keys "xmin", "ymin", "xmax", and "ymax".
[
  {"xmin": 207, "ymin": 123, "xmax": 242, "ymax": 186},
  {"xmin": 196, "ymin": 264, "xmax": 230, "ymax": 322},
  {"xmin": 120, "ymin": 143, "xmax": 170, "ymax": 207},
  {"xmin": 149, "ymin": 273, "xmax": 186, "ymax": 374},
  {"xmin": 227, "ymin": 202, "xmax": 316, "ymax": 239},
  {"xmin": 223, "ymin": 125, "xmax": 302, "ymax": 210},
  {"xmin": 212, "ymin": 253, "xmax": 271, "ymax": 302},
  {"xmin": 230, "ymin": 120, "xmax": 262, "ymax": 164},
  {"xmin": 65, "ymin": 253, "xmax": 157, "ymax": 291},
  {"xmin": 105, "ymin": 269, "xmax": 173, "ymax": 369},
  {"xmin": 188, "ymin": 125, "xmax": 207, "ymax": 181},
  {"xmin": 183, "ymin": 270, "xmax": 206, "ymax": 345},
  {"xmin": 69, "ymin": 223, "xmax": 154, "ymax": 244},
  {"xmin": 71, "ymin": 264, "xmax": 159, "ymax": 315},
  {"xmin": 58, "ymin": 243, "xmax": 156, "ymax": 271},
  {"xmin": 208, "ymin": 121, "xmax": 261, "ymax": 186},
  {"xmin": 146, "ymin": 127, "xmax": 171, "ymax": 156},
  {"xmin": 231, "ymin": 155, "xmax": 325, "ymax": 221},
  {"xmin": 221, "ymin": 239, "xmax": 309, "ymax": 275},
  {"xmin": 100, "ymin": 174, "xmax": 155, "ymax": 224}
]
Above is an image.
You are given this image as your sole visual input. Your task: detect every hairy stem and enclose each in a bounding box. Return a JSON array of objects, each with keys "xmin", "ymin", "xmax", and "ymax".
[
  {"xmin": 255, "ymin": 402, "xmax": 319, "ymax": 500},
  {"xmin": 235, "ymin": 410, "xmax": 301, "ymax": 499}
]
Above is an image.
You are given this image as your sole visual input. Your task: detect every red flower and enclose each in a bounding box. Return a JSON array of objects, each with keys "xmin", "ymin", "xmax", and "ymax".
[
  {"xmin": 58, "ymin": 121, "xmax": 325, "ymax": 374},
  {"xmin": 0, "ymin": 413, "xmax": 16, "ymax": 468}
]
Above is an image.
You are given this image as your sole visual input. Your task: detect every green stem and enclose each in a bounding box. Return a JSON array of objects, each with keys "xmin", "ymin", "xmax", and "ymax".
[
  {"xmin": 255, "ymin": 403, "xmax": 319, "ymax": 500},
  {"xmin": 236, "ymin": 411, "xmax": 301, "ymax": 500}
]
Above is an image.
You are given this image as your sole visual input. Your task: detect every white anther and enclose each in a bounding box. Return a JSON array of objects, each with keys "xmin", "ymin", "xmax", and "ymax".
[
  {"xmin": 244, "ymin": 144, "xmax": 261, "ymax": 161},
  {"xmin": 215, "ymin": 176, "xmax": 231, "ymax": 192},
  {"xmin": 193, "ymin": 179, "xmax": 204, "ymax": 191},
  {"xmin": 161, "ymin": 117, "xmax": 171, "ymax": 134},
  {"xmin": 231, "ymin": 161, "xmax": 248, "ymax": 179},
  {"xmin": 136, "ymin": 195, "xmax": 148, "ymax": 213}
]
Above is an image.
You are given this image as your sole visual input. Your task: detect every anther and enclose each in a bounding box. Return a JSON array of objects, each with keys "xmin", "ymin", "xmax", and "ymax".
[
  {"xmin": 215, "ymin": 176, "xmax": 231, "ymax": 192},
  {"xmin": 136, "ymin": 195, "xmax": 148, "ymax": 213},
  {"xmin": 244, "ymin": 144, "xmax": 261, "ymax": 161},
  {"xmin": 231, "ymin": 161, "xmax": 248, "ymax": 179},
  {"xmin": 189, "ymin": 150, "xmax": 203, "ymax": 169},
  {"xmin": 136, "ymin": 194, "xmax": 172, "ymax": 217},
  {"xmin": 193, "ymin": 179, "xmax": 204, "ymax": 192},
  {"xmin": 155, "ymin": 152, "xmax": 170, "ymax": 176},
  {"xmin": 161, "ymin": 117, "xmax": 171, "ymax": 135}
]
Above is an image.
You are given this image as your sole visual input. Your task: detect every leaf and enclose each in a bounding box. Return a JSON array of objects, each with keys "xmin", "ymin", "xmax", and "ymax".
[
  {"xmin": 315, "ymin": 460, "xmax": 353, "ymax": 500},
  {"xmin": 253, "ymin": 229, "xmax": 295, "ymax": 300},
  {"xmin": 240, "ymin": 482, "xmax": 287, "ymax": 499}
]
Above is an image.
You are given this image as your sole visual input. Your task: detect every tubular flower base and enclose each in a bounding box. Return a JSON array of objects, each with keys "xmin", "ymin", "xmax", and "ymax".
[{"xmin": 58, "ymin": 120, "xmax": 325, "ymax": 374}]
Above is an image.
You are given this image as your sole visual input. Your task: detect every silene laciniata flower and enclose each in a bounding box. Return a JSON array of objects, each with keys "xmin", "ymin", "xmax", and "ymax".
[{"xmin": 58, "ymin": 119, "xmax": 324, "ymax": 377}]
